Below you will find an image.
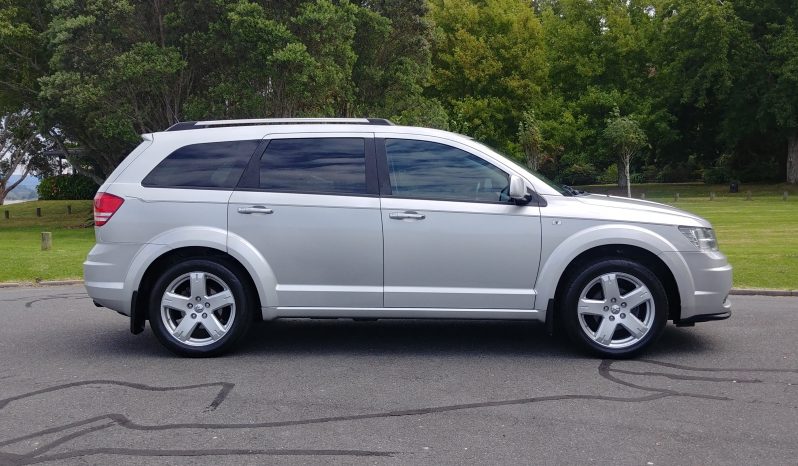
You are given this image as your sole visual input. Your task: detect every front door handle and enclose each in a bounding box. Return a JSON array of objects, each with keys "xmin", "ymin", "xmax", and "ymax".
[
  {"xmin": 389, "ymin": 211, "xmax": 426, "ymax": 220},
  {"xmin": 237, "ymin": 206, "xmax": 274, "ymax": 215}
]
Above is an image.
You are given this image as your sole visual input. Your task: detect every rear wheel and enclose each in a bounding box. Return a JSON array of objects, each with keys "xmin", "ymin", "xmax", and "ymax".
[
  {"xmin": 149, "ymin": 259, "xmax": 253, "ymax": 357},
  {"xmin": 560, "ymin": 258, "xmax": 668, "ymax": 358}
]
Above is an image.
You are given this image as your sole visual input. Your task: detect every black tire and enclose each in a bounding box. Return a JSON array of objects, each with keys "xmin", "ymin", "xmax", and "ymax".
[
  {"xmin": 148, "ymin": 258, "xmax": 253, "ymax": 357},
  {"xmin": 560, "ymin": 258, "xmax": 668, "ymax": 358}
]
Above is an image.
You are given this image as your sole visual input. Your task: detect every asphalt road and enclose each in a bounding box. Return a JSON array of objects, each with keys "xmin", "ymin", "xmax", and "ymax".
[{"xmin": 0, "ymin": 286, "xmax": 796, "ymax": 465}]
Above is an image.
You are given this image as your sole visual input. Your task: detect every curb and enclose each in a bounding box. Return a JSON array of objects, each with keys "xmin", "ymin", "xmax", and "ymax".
[
  {"xmin": 729, "ymin": 288, "xmax": 797, "ymax": 297},
  {"xmin": 0, "ymin": 280, "xmax": 795, "ymax": 296},
  {"xmin": 0, "ymin": 280, "xmax": 84, "ymax": 288}
]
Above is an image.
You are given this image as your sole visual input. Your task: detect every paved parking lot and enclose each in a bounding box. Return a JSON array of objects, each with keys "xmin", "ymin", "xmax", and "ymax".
[{"xmin": 0, "ymin": 285, "xmax": 796, "ymax": 465}]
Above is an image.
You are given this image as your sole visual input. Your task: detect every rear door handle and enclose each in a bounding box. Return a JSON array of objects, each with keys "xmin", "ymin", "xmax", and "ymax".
[
  {"xmin": 389, "ymin": 211, "xmax": 425, "ymax": 220},
  {"xmin": 237, "ymin": 206, "xmax": 274, "ymax": 215}
]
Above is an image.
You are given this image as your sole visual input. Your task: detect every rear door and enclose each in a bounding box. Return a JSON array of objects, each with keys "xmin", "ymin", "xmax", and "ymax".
[{"xmin": 228, "ymin": 133, "xmax": 383, "ymax": 309}]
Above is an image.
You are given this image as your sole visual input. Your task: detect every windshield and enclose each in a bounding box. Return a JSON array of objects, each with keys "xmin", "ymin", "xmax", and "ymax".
[{"xmin": 468, "ymin": 140, "xmax": 574, "ymax": 196}]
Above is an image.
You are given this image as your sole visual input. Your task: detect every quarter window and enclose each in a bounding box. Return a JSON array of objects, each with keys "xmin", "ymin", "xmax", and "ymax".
[
  {"xmin": 142, "ymin": 140, "xmax": 259, "ymax": 189},
  {"xmin": 385, "ymin": 139, "xmax": 510, "ymax": 203},
  {"xmin": 259, "ymin": 138, "xmax": 367, "ymax": 195}
]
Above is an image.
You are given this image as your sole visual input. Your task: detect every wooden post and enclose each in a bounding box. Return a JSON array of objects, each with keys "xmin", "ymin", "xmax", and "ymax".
[
  {"xmin": 674, "ymin": 193, "xmax": 680, "ymax": 202},
  {"xmin": 36, "ymin": 207, "xmax": 41, "ymax": 217},
  {"xmin": 785, "ymin": 191, "xmax": 789, "ymax": 201},
  {"xmin": 3, "ymin": 210, "xmax": 8, "ymax": 220},
  {"xmin": 640, "ymin": 192, "xmax": 646, "ymax": 200},
  {"xmin": 710, "ymin": 192, "xmax": 716, "ymax": 201},
  {"xmin": 746, "ymin": 191, "xmax": 752, "ymax": 201},
  {"xmin": 41, "ymin": 232, "xmax": 52, "ymax": 251},
  {"xmin": 67, "ymin": 204, "xmax": 72, "ymax": 215}
]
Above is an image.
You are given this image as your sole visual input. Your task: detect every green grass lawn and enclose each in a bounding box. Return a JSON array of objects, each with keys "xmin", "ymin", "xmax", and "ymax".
[
  {"xmin": 0, "ymin": 200, "xmax": 94, "ymax": 282},
  {"xmin": 1, "ymin": 193, "xmax": 796, "ymax": 289}
]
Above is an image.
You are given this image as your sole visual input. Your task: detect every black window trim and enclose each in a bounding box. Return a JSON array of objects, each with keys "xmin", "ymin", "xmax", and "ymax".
[
  {"xmin": 236, "ymin": 135, "xmax": 379, "ymax": 197},
  {"xmin": 376, "ymin": 137, "xmax": 526, "ymax": 206}
]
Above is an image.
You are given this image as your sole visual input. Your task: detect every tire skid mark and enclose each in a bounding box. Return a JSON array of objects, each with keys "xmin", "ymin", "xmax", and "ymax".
[
  {"xmin": 0, "ymin": 359, "xmax": 795, "ymax": 463},
  {"xmin": 0, "ymin": 380, "xmax": 233, "ymax": 412}
]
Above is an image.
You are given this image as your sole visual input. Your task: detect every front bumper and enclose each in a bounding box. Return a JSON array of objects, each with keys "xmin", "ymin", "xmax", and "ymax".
[
  {"xmin": 675, "ymin": 296, "xmax": 732, "ymax": 326},
  {"xmin": 662, "ymin": 250, "xmax": 733, "ymax": 321}
]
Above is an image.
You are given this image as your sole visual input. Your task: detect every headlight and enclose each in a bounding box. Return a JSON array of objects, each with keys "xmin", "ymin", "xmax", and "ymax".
[{"xmin": 678, "ymin": 226, "xmax": 718, "ymax": 251}]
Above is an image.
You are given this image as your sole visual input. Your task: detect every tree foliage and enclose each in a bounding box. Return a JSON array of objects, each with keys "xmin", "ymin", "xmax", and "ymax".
[{"xmin": 1, "ymin": 0, "xmax": 798, "ymax": 184}]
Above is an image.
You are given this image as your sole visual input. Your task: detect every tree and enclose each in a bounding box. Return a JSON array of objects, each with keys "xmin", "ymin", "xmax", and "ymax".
[
  {"xmin": 604, "ymin": 108, "xmax": 647, "ymax": 197},
  {"xmin": 0, "ymin": 111, "xmax": 52, "ymax": 205},
  {"xmin": 518, "ymin": 111, "xmax": 543, "ymax": 171},
  {"xmin": 429, "ymin": 0, "xmax": 549, "ymax": 156}
]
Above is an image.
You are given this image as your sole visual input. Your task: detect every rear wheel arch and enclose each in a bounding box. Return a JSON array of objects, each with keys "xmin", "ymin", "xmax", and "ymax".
[{"xmin": 132, "ymin": 247, "xmax": 261, "ymax": 332}]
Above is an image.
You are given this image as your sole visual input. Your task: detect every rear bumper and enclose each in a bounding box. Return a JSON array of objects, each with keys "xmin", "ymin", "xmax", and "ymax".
[{"xmin": 84, "ymin": 242, "xmax": 141, "ymax": 316}]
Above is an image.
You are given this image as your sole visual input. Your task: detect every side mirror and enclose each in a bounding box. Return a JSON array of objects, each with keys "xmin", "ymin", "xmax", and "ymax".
[{"xmin": 509, "ymin": 175, "xmax": 528, "ymax": 202}]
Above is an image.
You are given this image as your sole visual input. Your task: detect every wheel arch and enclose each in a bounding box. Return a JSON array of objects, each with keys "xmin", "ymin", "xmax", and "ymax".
[
  {"xmin": 536, "ymin": 225, "xmax": 693, "ymax": 324},
  {"xmin": 131, "ymin": 246, "xmax": 264, "ymax": 332}
]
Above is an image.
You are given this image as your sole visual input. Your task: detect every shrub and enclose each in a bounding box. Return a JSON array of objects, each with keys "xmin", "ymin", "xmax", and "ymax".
[
  {"xmin": 702, "ymin": 166, "xmax": 732, "ymax": 184},
  {"xmin": 560, "ymin": 163, "xmax": 598, "ymax": 185},
  {"xmin": 38, "ymin": 175, "xmax": 99, "ymax": 200},
  {"xmin": 598, "ymin": 164, "xmax": 618, "ymax": 184}
]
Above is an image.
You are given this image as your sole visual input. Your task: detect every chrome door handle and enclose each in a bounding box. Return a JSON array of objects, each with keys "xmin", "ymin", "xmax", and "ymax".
[
  {"xmin": 237, "ymin": 206, "xmax": 274, "ymax": 215},
  {"xmin": 389, "ymin": 211, "xmax": 425, "ymax": 220}
]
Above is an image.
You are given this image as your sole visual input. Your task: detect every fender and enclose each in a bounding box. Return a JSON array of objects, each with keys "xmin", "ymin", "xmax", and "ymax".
[
  {"xmin": 124, "ymin": 227, "xmax": 278, "ymax": 321},
  {"xmin": 534, "ymin": 224, "xmax": 696, "ymax": 313}
]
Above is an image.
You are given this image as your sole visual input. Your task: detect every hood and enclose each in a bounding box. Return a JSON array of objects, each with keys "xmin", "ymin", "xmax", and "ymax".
[{"xmin": 556, "ymin": 194, "xmax": 711, "ymax": 228}]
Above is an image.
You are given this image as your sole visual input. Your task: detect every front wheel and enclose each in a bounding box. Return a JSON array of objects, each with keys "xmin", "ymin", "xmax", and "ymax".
[
  {"xmin": 560, "ymin": 258, "xmax": 668, "ymax": 358},
  {"xmin": 149, "ymin": 259, "xmax": 253, "ymax": 357}
]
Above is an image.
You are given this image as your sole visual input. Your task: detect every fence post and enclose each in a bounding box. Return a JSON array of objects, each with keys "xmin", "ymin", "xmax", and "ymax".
[
  {"xmin": 41, "ymin": 232, "xmax": 52, "ymax": 251},
  {"xmin": 710, "ymin": 192, "xmax": 715, "ymax": 201},
  {"xmin": 640, "ymin": 192, "xmax": 646, "ymax": 200},
  {"xmin": 784, "ymin": 191, "xmax": 789, "ymax": 201},
  {"xmin": 674, "ymin": 193, "xmax": 680, "ymax": 202},
  {"xmin": 36, "ymin": 207, "xmax": 41, "ymax": 217},
  {"xmin": 67, "ymin": 204, "xmax": 72, "ymax": 215},
  {"xmin": 3, "ymin": 210, "xmax": 8, "ymax": 220},
  {"xmin": 746, "ymin": 191, "xmax": 752, "ymax": 201}
]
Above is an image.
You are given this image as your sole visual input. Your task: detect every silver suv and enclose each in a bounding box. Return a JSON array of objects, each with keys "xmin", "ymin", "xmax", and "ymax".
[{"xmin": 84, "ymin": 118, "xmax": 732, "ymax": 358}]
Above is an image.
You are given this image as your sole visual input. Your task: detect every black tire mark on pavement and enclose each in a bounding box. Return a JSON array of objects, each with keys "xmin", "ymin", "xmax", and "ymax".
[
  {"xmin": 1, "ymin": 359, "xmax": 795, "ymax": 463},
  {"xmin": 0, "ymin": 380, "xmax": 233, "ymax": 412}
]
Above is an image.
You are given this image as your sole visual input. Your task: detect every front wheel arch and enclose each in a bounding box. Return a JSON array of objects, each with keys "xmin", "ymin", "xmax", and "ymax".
[{"xmin": 551, "ymin": 245, "xmax": 681, "ymax": 327}]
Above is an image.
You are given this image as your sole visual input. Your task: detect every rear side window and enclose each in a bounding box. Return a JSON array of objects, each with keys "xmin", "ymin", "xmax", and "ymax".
[
  {"xmin": 142, "ymin": 140, "xmax": 259, "ymax": 189},
  {"xmin": 259, "ymin": 138, "xmax": 367, "ymax": 195}
]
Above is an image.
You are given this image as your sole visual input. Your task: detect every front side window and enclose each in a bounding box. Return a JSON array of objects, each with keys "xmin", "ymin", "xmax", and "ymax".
[
  {"xmin": 259, "ymin": 138, "xmax": 367, "ymax": 195},
  {"xmin": 385, "ymin": 139, "xmax": 510, "ymax": 203},
  {"xmin": 142, "ymin": 140, "xmax": 259, "ymax": 189}
]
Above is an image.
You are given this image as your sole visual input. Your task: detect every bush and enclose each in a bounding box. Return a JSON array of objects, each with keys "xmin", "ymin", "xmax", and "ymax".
[
  {"xmin": 38, "ymin": 175, "xmax": 99, "ymax": 200},
  {"xmin": 702, "ymin": 166, "xmax": 732, "ymax": 184},
  {"xmin": 598, "ymin": 164, "xmax": 618, "ymax": 184},
  {"xmin": 560, "ymin": 163, "xmax": 598, "ymax": 185}
]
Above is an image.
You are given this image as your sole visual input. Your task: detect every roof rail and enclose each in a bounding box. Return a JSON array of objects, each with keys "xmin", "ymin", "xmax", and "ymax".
[{"xmin": 165, "ymin": 118, "xmax": 394, "ymax": 131}]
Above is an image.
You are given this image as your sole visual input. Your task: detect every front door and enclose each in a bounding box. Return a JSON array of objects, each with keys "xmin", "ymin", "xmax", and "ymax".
[{"xmin": 378, "ymin": 136, "xmax": 542, "ymax": 310}]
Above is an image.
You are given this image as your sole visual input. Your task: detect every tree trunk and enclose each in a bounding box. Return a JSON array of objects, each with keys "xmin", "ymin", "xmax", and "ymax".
[
  {"xmin": 623, "ymin": 155, "xmax": 632, "ymax": 197},
  {"xmin": 617, "ymin": 159, "xmax": 628, "ymax": 190},
  {"xmin": 788, "ymin": 131, "xmax": 798, "ymax": 184},
  {"xmin": 0, "ymin": 191, "xmax": 6, "ymax": 206}
]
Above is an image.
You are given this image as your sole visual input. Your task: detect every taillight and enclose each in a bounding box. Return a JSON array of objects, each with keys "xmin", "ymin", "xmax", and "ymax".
[{"xmin": 93, "ymin": 192, "xmax": 124, "ymax": 226}]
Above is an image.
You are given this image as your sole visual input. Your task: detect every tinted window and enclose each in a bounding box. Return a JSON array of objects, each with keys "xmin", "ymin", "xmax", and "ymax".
[
  {"xmin": 260, "ymin": 138, "xmax": 367, "ymax": 195},
  {"xmin": 142, "ymin": 140, "xmax": 259, "ymax": 189},
  {"xmin": 385, "ymin": 139, "xmax": 510, "ymax": 203}
]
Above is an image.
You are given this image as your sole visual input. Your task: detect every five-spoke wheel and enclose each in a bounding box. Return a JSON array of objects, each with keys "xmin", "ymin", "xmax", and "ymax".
[
  {"xmin": 149, "ymin": 259, "xmax": 253, "ymax": 357},
  {"xmin": 562, "ymin": 258, "xmax": 668, "ymax": 358}
]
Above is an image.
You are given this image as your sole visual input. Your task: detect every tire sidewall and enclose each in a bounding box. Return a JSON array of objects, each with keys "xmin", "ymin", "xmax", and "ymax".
[
  {"xmin": 562, "ymin": 259, "xmax": 668, "ymax": 358},
  {"xmin": 149, "ymin": 259, "xmax": 252, "ymax": 357}
]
